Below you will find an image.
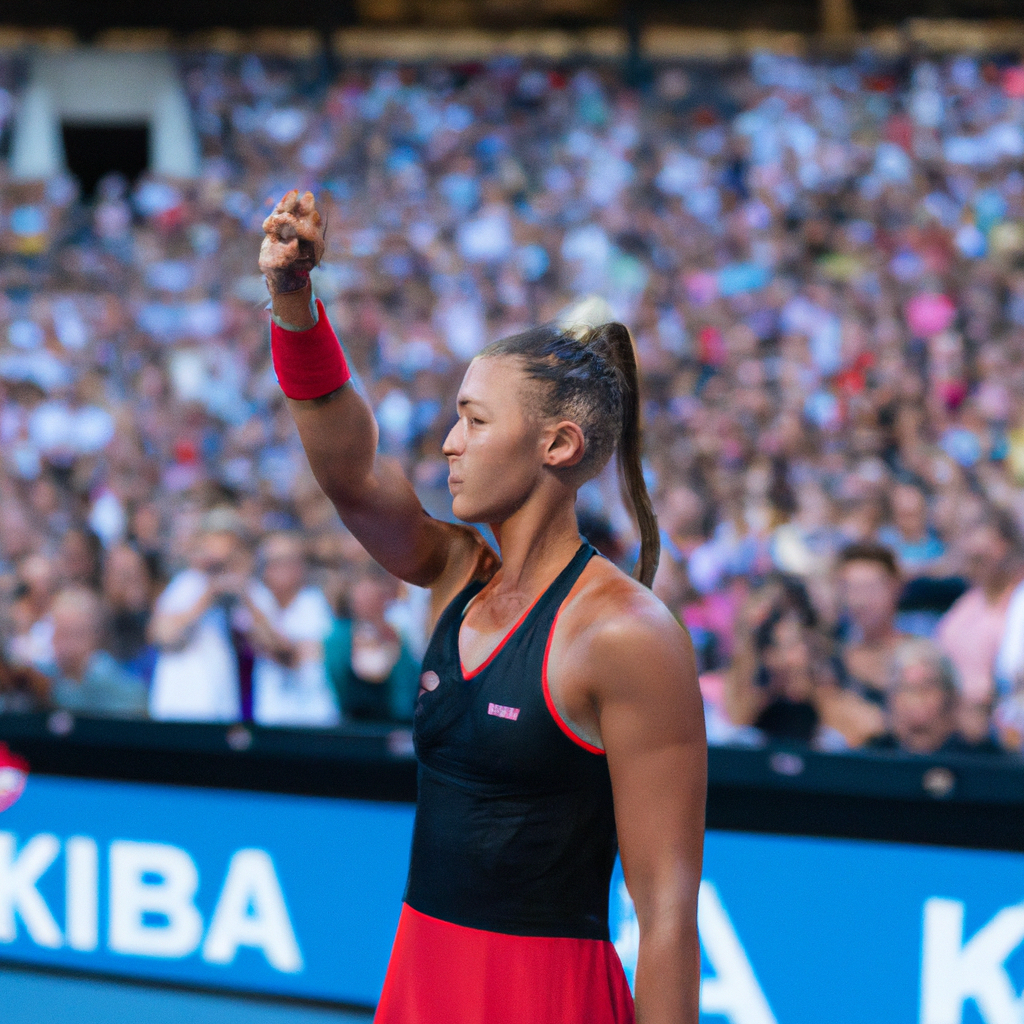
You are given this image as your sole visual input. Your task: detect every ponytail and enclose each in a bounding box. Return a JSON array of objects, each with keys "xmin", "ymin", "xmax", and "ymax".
[{"xmin": 582, "ymin": 323, "xmax": 660, "ymax": 589}]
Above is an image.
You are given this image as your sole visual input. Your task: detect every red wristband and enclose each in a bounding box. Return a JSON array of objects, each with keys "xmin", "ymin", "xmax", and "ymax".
[{"xmin": 270, "ymin": 299, "xmax": 352, "ymax": 401}]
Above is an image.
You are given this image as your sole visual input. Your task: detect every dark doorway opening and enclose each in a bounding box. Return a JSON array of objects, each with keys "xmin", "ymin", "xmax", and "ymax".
[{"xmin": 61, "ymin": 123, "xmax": 149, "ymax": 199}]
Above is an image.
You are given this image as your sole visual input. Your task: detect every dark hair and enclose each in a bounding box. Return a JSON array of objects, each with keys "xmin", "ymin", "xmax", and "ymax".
[
  {"xmin": 975, "ymin": 506, "xmax": 1023, "ymax": 551},
  {"xmin": 751, "ymin": 574, "xmax": 817, "ymax": 655},
  {"xmin": 838, "ymin": 542, "xmax": 899, "ymax": 578},
  {"xmin": 481, "ymin": 322, "xmax": 659, "ymax": 587}
]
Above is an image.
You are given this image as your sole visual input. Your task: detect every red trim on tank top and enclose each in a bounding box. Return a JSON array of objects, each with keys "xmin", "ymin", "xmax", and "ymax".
[
  {"xmin": 542, "ymin": 608, "xmax": 606, "ymax": 756},
  {"xmin": 460, "ymin": 595, "xmax": 542, "ymax": 680}
]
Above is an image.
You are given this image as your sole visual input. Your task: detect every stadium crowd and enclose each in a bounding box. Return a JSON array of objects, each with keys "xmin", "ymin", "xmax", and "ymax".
[{"xmin": 0, "ymin": 45, "xmax": 1023, "ymax": 755}]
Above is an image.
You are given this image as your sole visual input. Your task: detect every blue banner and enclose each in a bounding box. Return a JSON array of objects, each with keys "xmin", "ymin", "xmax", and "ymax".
[
  {"xmin": 0, "ymin": 775, "xmax": 413, "ymax": 1006},
  {"xmin": 2, "ymin": 773, "xmax": 1024, "ymax": 1023},
  {"xmin": 610, "ymin": 833, "xmax": 1024, "ymax": 1024}
]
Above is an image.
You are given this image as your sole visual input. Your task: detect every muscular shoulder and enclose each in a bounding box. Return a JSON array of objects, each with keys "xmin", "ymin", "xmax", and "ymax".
[{"xmin": 557, "ymin": 558, "xmax": 695, "ymax": 699}]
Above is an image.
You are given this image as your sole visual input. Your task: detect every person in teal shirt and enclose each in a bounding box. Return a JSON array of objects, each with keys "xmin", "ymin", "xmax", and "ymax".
[
  {"xmin": 46, "ymin": 587, "xmax": 148, "ymax": 719},
  {"xmin": 324, "ymin": 563, "xmax": 419, "ymax": 724}
]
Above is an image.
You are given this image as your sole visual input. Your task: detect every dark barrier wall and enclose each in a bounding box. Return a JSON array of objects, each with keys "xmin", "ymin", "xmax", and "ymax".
[
  {"xmin": 2, "ymin": 716, "xmax": 1024, "ymax": 1022},
  {"xmin": 2, "ymin": 714, "xmax": 1023, "ymax": 849}
]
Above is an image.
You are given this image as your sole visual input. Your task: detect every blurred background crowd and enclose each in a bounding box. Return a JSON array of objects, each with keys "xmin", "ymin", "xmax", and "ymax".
[{"xmin": 0, "ymin": 44, "xmax": 1023, "ymax": 756}]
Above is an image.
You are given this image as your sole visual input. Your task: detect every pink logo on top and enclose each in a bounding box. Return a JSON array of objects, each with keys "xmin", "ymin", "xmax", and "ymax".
[{"xmin": 487, "ymin": 702, "xmax": 521, "ymax": 721}]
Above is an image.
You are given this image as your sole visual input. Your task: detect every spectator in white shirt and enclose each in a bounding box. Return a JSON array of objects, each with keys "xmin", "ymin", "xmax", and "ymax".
[
  {"xmin": 246, "ymin": 532, "xmax": 338, "ymax": 728},
  {"xmin": 9, "ymin": 553, "xmax": 57, "ymax": 670},
  {"xmin": 148, "ymin": 509, "xmax": 249, "ymax": 722}
]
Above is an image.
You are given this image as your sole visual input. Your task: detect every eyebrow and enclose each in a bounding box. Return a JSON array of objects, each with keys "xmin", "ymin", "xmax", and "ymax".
[{"xmin": 457, "ymin": 396, "xmax": 487, "ymax": 411}]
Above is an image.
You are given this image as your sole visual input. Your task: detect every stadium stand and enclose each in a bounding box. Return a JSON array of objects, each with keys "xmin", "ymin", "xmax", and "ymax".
[{"xmin": 0, "ymin": 28, "xmax": 1023, "ymax": 760}]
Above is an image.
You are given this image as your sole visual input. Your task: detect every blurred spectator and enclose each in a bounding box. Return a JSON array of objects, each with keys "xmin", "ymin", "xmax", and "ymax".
[
  {"xmin": 577, "ymin": 510, "xmax": 628, "ymax": 568},
  {"xmin": 46, "ymin": 587, "xmax": 147, "ymax": 719},
  {"xmin": 658, "ymin": 486, "xmax": 711, "ymax": 566},
  {"xmin": 770, "ymin": 483, "xmax": 843, "ymax": 578},
  {"xmin": 325, "ymin": 562, "xmax": 419, "ymax": 724},
  {"xmin": 867, "ymin": 640, "xmax": 999, "ymax": 756},
  {"xmin": 935, "ymin": 508, "xmax": 1024, "ymax": 741},
  {"xmin": 724, "ymin": 577, "xmax": 837, "ymax": 746},
  {"xmin": 1, "ymin": 45, "xmax": 1024, "ymax": 752},
  {"xmin": 102, "ymin": 543, "xmax": 158, "ymax": 681},
  {"xmin": 878, "ymin": 484, "xmax": 947, "ymax": 578},
  {"xmin": 836, "ymin": 544, "xmax": 907, "ymax": 705},
  {"xmin": 58, "ymin": 527, "xmax": 103, "ymax": 589},
  {"xmin": 148, "ymin": 509, "xmax": 251, "ymax": 722},
  {"xmin": 0, "ymin": 655, "xmax": 50, "ymax": 713},
  {"xmin": 9, "ymin": 554, "xmax": 56, "ymax": 670},
  {"xmin": 246, "ymin": 532, "xmax": 339, "ymax": 728},
  {"xmin": 730, "ymin": 605, "xmax": 833, "ymax": 746}
]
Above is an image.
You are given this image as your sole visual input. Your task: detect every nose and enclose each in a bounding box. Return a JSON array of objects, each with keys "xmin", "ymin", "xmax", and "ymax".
[{"xmin": 442, "ymin": 419, "xmax": 464, "ymax": 458}]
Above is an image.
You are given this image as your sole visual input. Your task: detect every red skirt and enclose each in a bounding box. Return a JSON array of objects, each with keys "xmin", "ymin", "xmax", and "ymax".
[{"xmin": 375, "ymin": 904, "xmax": 635, "ymax": 1024}]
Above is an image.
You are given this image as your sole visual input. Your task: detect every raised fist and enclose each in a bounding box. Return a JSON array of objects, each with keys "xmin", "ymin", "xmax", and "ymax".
[{"xmin": 259, "ymin": 190, "xmax": 326, "ymax": 295}]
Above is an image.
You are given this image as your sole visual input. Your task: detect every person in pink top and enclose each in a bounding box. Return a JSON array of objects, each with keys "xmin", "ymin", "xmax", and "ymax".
[{"xmin": 935, "ymin": 508, "xmax": 1024, "ymax": 743}]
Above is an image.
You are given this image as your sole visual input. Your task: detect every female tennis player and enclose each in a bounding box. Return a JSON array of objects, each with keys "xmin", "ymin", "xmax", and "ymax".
[{"xmin": 261, "ymin": 190, "xmax": 706, "ymax": 1024}]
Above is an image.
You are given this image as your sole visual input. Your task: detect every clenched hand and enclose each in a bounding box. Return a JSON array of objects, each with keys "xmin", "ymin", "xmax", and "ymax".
[{"xmin": 259, "ymin": 190, "xmax": 326, "ymax": 295}]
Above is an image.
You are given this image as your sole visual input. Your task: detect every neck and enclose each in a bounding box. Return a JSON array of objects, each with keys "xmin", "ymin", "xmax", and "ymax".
[
  {"xmin": 860, "ymin": 620, "xmax": 896, "ymax": 646},
  {"xmin": 61, "ymin": 653, "xmax": 92, "ymax": 684},
  {"xmin": 984, "ymin": 563, "xmax": 1022, "ymax": 601},
  {"xmin": 489, "ymin": 491, "xmax": 582, "ymax": 598},
  {"xmin": 270, "ymin": 583, "xmax": 301, "ymax": 609}
]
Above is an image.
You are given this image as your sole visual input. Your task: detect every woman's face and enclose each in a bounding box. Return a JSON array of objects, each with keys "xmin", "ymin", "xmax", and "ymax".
[
  {"xmin": 442, "ymin": 356, "xmax": 550, "ymax": 525},
  {"xmin": 764, "ymin": 614, "xmax": 816, "ymax": 702},
  {"xmin": 102, "ymin": 545, "xmax": 150, "ymax": 609}
]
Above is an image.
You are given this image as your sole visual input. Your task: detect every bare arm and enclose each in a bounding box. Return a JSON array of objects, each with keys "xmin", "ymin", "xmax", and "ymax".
[
  {"xmin": 722, "ymin": 591, "xmax": 778, "ymax": 727},
  {"xmin": 722, "ymin": 628, "xmax": 767, "ymax": 726},
  {"xmin": 240, "ymin": 594, "xmax": 300, "ymax": 666},
  {"xmin": 814, "ymin": 678, "xmax": 886, "ymax": 746},
  {"xmin": 586, "ymin": 598, "xmax": 706, "ymax": 1024},
  {"xmin": 148, "ymin": 586, "xmax": 215, "ymax": 649},
  {"xmin": 260, "ymin": 191, "xmax": 495, "ymax": 600}
]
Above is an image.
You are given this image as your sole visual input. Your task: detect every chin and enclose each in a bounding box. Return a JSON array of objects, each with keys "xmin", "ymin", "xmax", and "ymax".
[
  {"xmin": 452, "ymin": 491, "xmax": 509, "ymax": 526},
  {"xmin": 451, "ymin": 494, "xmax": 487, "ymax": 524}
]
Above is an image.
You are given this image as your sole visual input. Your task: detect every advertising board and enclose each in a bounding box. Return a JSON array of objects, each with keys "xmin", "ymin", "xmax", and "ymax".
[{"xmin": 1, "ymin": 772, "xmax": 1022, "ymax": 1023}]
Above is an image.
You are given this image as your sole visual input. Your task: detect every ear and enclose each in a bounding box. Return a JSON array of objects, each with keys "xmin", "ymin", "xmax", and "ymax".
[{"xmin": 543, "ymin": 420, "xmax": 586, "ymax": 470}]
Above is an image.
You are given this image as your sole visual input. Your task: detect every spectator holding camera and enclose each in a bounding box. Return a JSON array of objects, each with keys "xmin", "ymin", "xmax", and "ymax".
[
  {"xmin": 148, "ymin": 508, "xmax": 252, "ymax": 722},
  {"xmin": 245, "ymin": 532, "xmax": 339, "ymax": 728},
  {"xmin": 724, "ymin": 576, "xmax": 836, "ymax": 746},
  {"xmin": 325, "ymin": 560, "xmax": 420, "ymax": 725},
  {"xmin": 725, "ymin": 573, "xmax": 888, "ymax": 748}
]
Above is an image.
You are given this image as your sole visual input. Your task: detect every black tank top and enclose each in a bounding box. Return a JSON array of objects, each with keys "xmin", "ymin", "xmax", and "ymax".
[{"xmin": 405, "ymin": 543, "xmax": 617, "ymax": 940}]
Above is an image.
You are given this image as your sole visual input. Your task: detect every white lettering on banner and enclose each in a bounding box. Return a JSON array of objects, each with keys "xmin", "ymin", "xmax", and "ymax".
[
  {"xmin": 203, "ymin": 849, "xmax": 303, "ymax": 973},
  {"xmin": 108, "ymin": 841, "xmax": 204, "ymax": 958},
  {"xmin": 920, "ymin": 898, "xmax": 1024, "ymax": 1024},
  {"xmin": 65, "ymin": 836, "xmax": 99, "ymax": 952},
  {"xmin": 613, "ymin": 878, "xmax": 776, "ymax": 1024},
  {"xmin": 0, "ymin": 833, "xmax": 304, "ymax": 975},
  {"xmin": 0, "ymin": 832, "xmax": 62, "ymax": 948},
  {"xmin": 699, "ymin": 882, "xmax": 778, "ymax": 1024}
]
